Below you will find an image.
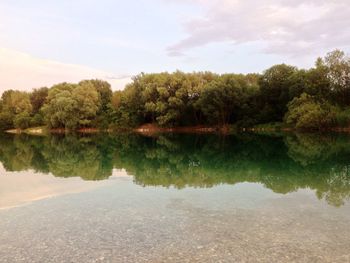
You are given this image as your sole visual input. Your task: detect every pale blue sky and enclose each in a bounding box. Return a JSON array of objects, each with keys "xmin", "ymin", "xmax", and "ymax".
[{"xmin": 0, "ymin": 0, "xmax": 349, "ymax": 91}]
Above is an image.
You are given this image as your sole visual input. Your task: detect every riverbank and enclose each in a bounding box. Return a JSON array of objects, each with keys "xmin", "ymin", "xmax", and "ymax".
[
  {"xmin": 5, "ymin": 124, "xmax": 230, "ymax": 136},
  {"xmin": 6, "ymin": 127, "xmax": 48, "ymax": 136},
  {"xmin": 5, "ymin": 127, "xmax": 118, "ymax": 135},
  {"xmin": 134, "ymin": 124, "xmax": 231, "ymax": 135},
  {"xmin": 4, "ymin": 123, "xmax": 350, "ymax": 136}
]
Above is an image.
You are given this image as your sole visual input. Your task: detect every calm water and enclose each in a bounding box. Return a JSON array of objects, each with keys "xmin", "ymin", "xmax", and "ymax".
[{"xmin": 0, "ymin": 133, "xmax": 350, "ymax": 262}]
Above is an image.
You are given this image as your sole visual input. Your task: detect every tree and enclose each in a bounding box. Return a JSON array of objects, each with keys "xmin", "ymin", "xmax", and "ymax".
[
  {"xmin": 196, "ymin": 74, "xmax": 243, "ymax": 125},
  {"xmin": 1, "ymin": 90, "xmax": 32, "ymax": 115},
  {"xmin": 0, "ymin": 112, "xmax": 13, "ymax": 130},
  {"xmin": 284, "ymin": 93, "xmax": 336, "ymax": 130},
  {"xmin": 151, "ymin": 71, "xmax": 188, "ymax": 126},
  {"xmin": 30, "ymin": 87, "xmax": 48, "ymax": 114},
  {"xmin": 134, "ymin": 72, "xmax": 186, "ymax": 126},
  {"xmin": 184, "ymin": 72, "xmax": 219, "ymax": 125},
  {"xmin": 41, "ymin": 83, "xmax": 80, "ymax": 129},
  {"xmin": 117, "ymin": 83, "xmax": 145, "ymax": 127},
  {"xmin": 14, "ymin": 111, "xmax": 31, "ymax": 129},
  {"xmin": 42, "ymin": 82, "xmax": 100, "ymax": 129},
  {"xmin": 30, "ymin": 113, "xmax": 45, "ymax": 127},
  {"xmin": 305, "ymin": 58, "xmax": 331, "ymax": 99},
  {"xmin": 323, "ymin": 50, "xmax": 350, "ymax": 105},
  {"xmin": 79, "ymin": 79, "xmax": 112, "ymax": 111},
  {"xmin": 79, "ymin": 80, "xmax": 115, "ymax": 129},
  {"xmin": 258, "ymin": 64, "xmax": 297, "ymax": 122},
  {"xmin": 72, "ymin": 82, "xmax": 100, "ymax": 127},
  {"xmin": 111, "ymin": 91, "xmax": 122, "ymax": 110},
  {"xmin": 0, "ymin": 90, "xmax": 32, "ymax": 130}
]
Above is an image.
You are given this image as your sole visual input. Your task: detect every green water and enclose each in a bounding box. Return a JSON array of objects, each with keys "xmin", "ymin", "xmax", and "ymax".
[
  {"xmin": 1, "ymin": 132, "xmax": 350, "ymax": 206},
  {"xmin": 0, "ymin": 132, "xmax": 350, "ymax": 262}
]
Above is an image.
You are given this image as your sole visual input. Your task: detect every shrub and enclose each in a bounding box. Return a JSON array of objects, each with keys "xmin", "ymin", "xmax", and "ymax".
[
  {"xmin": 13, "ymin": 112, "xmax": 31, "ymax": 129},
  {"xmin": 30, "ymin": 113, "xmax": 45, "ymax": 127},
  {"xmin": 0, "ymin": 112, "xmax": 14, "ymax": 130},
  {"xmin": 284, "ymin": 93, "xmax": 336, "ymax": 130},
  {"xmin": 335, "ymin": 108, "xmax": 350, "ymax": 127}
]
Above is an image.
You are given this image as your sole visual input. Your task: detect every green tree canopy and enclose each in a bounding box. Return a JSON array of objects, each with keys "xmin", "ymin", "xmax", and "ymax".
[
  {"xmin": 30, "ymin": 87, "xmax": 48, "ymax": 114},
  {"xmin": 284, "ymin": 93, "xmax": 336, "ymax": 130},
  {"xmin": 196, "ymin": 74, "xmax": 245, "ymax": 125}
]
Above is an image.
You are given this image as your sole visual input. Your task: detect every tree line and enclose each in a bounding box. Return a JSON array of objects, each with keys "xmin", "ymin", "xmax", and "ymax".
[{"xmin": 1, "ymin": 49, "xmax": 350, "ymax": 131}]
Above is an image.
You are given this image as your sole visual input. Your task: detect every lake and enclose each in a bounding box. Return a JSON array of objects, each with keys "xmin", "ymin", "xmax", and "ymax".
[{"xmin": 0, "ymin": 132, "xmax": 350, "ymax": 262}]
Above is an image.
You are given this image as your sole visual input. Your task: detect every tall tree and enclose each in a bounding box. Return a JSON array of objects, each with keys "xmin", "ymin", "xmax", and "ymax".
[
  {"xmin": 284, "ymin": 93, "xmax": 335, "ymax": 130},
  {"xmin": 1, "ymin": 90, "xmax": 32, "ymax": 115},
  {"xmin": 30, "ymin": 87, "xmax": 48, "ymax": 114},
  {"xmin": 79, "ymin": 79, "xmax": 112, "ymax": 112},
  {"xmin": 258, "ymin": 64, "xmax": 297, "ymax": 122},
  {"xmin": 196, "ymin": 74, "xmax": 243, "ymax": 126},
  {"xmin": 323, "ymin": 50, "xmax": 350, "ymax": 105},
  {"xmin": 41, "ymin": 83, "xmax": 79, "ymax": 129},
  {"xmin": 73, "ymin": 82, "xmax": 101, "ymax": 127}
]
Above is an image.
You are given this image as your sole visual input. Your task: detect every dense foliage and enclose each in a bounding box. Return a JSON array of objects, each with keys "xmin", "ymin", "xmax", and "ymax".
[{"xmin": 1, "ymin": 50, "xmax": 350, "ymax": 131}]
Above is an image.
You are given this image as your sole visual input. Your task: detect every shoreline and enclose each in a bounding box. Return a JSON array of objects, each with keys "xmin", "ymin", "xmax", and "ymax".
[{"xmin": 4, "ymin": 124, "xmax": 350, "ymax": 136}]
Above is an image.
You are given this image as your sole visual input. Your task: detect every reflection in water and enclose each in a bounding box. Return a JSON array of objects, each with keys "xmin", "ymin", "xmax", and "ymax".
[
  {"xmin": 0, "ymin": 164, "xmax": 125, "ymax": 210},
  {"xmin": 0, "ymin": 132, "xmax": 350, "ymax": 207}
]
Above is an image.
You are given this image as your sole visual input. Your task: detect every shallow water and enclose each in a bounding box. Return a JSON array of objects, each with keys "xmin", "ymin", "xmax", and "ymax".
[{"xmin": 0, "ymin": 133, "xmax": 350, "ymax": 262}]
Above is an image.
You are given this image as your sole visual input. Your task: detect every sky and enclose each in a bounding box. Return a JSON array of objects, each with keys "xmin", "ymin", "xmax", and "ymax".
[{"xmin": 0, "ymin": 0, "xmax": 349, "ymax": 93}]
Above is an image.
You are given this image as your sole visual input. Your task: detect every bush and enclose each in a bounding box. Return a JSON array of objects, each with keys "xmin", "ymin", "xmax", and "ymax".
[
  {"xmin": 0, "ymin": 112, "xmax": 14, "ymax": 130},
  {"xmin": 284, "ymin": 93, "xmax": 336, "ymax": 130},
  {"xmin": 13, "ymin": 112, "xmax": 31, "ymax": 129},
  {"xmin": 335, "ymin": 108, "xmax": 350, "ymax": 127},
  {"xmin": 30, "ymin": 113, "xmax": 45, "ymax": 127}
]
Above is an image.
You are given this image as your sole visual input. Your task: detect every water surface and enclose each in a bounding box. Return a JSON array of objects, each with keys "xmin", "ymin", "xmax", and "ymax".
[{"xmin": 0, "ymin": 133, "xmax": 350, "ymax": 262}]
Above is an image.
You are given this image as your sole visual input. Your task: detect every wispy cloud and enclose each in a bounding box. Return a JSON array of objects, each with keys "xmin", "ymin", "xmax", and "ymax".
[
  {"xmin": 105, "ymin": 74, "xmax": 133, "ymax": 80},
  {"xmin": 167, "ymin": 0, "xmax": 350, "ymax": 57},
  {"xmin": 0, "ymin": 48, "xmax": 131, "ymax": 94}
]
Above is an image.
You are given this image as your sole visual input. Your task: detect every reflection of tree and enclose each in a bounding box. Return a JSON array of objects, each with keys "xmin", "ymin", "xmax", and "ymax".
[
  {"xmin": 0, "ymin": 135, "xmax": 113, "ymax": 180},
  {"xmin": 0, "ymin": 132, "xmax": 350, "ymax": 206},
  {"xmin": 40, "ymin": 136, "xmax": 113, "ymax": 180},
  {"xmin": 315, "ymin": 166, "xmax": 350, "ymax": 207},
  {"xmin": 285, "ymin": 133, "xmax": 340, "ymax": 166},
  {"xmin": 282, "ymin": 133, "xmax": 350, "ymax": 206},
  {"xmin": 0, "ymin": 134, "xmax": 40, "ymax": 172}
]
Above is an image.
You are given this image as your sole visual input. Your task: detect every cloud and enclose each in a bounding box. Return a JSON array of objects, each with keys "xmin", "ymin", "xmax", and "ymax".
[
  {"xmin": 105, "ymin": 74, "xmax": 133, "ymax": 80},
  {"xmin": 167, "ymin": 0, "xmax": 350, "ymax": 56},
  {"xmin": 0, "ymin": 48, "xmax": 131, "ymax": 94},
  {"xmin": 0, "ymin": 164, "xmax": 129, "ymax": 210}
]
